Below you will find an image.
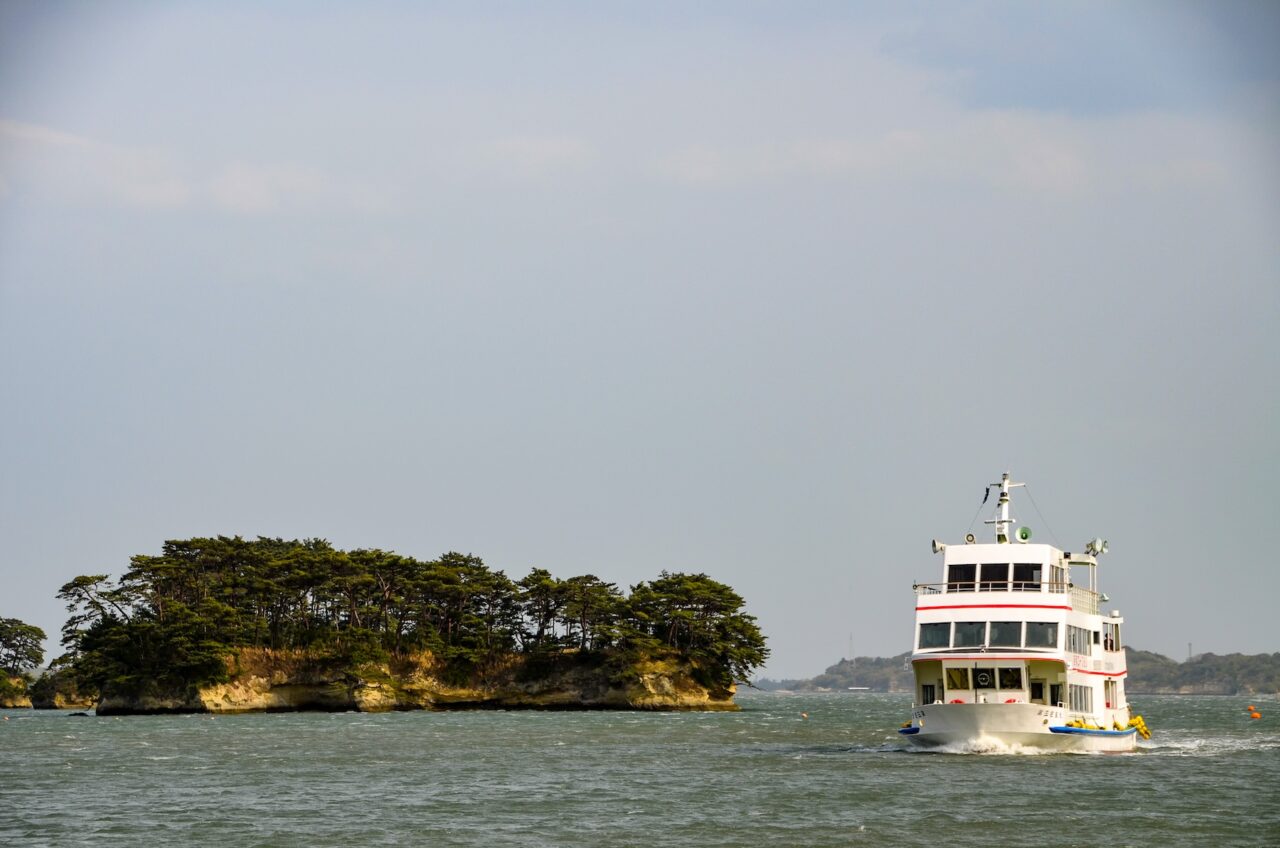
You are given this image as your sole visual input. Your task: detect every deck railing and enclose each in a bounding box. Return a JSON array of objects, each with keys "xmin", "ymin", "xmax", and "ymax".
[
  {"xmin": 1069, "ymin": 585, "xmax": 1099, "ymax": 614},
  {"xmin": 912, "ymin": 580, "xmax": 1072, "ymax": 596},
  {"xmin": 912, "ymin": 581, "xmax": 1100, "ymax": 614}
]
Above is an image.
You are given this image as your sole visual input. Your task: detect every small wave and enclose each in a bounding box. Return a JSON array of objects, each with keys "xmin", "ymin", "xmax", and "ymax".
[
  {"xmin": 843, "ymin": 742, "xmax": 906, "ymax": 754},
  {"xmin": 909, "ymin": 738, "xmax": 1095, "ymax": 756},
  {"xmin": 1141, "ymin": 734, "xmax": 1280, "ymax": 756}
]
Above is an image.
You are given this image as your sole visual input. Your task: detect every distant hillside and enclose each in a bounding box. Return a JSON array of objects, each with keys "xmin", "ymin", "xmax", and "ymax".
[
  {"xmin": 755, "ymin": 654, "xmax": 912, "ymax": 692},
  {"xmin": 756, "ymin": 650, "xmax": 1280, "ymax": 695},
  {"xmin": 1126, "ymin": 650, "xmax": 1280, "ymax": 695}
]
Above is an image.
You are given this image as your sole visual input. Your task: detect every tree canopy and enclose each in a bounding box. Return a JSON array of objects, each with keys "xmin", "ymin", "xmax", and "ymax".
[
  {"xmin": 56, "ymin": 536, "xmax": 769, "ymax": 696},
  {"xmin": 0, "ymin": 617, "xmax": 46, "ymax": 674}
]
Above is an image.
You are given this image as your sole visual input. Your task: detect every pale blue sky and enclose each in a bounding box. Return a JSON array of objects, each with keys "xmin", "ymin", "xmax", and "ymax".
[{"xmin": 2, "ymin": 1, "xmax": 1277, "ymax": 678}]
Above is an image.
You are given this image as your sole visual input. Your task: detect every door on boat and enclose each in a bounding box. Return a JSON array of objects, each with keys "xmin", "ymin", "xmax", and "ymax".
[
  {"xmin": 1030, "ymin": 680, "xmax": 1046, "ymax": 704},
  {"xmin": 1050, "ymin": 683, "xmax": 1063, "ymax": 708}
]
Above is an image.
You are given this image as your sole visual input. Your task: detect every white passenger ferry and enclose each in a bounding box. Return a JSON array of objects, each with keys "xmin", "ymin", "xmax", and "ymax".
[{"xmin": 899, "ymin": 473, "xmax": 1150, "ymax": 752}]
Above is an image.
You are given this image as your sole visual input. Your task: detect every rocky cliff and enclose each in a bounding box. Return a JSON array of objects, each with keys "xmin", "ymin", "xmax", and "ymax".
[
  {"xmin": 30, "ymin": 670, "xmax": 98, "ymax": 710},
  {"xmin": 1, "ymin": 675, "xmax": 33, "ymax": 708},
  {"xmin": 94, "ymin": 648, "xmax": 738, "ymax": 715}
]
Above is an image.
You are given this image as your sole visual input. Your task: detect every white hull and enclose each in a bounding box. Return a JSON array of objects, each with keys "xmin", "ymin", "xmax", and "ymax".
[{"xmin": 902, "ymin": 703, "xmax": 1138, "ymax": 753}]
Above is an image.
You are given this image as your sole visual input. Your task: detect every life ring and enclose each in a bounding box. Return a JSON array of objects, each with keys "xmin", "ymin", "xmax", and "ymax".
[{"xmin": 950, "ymin": 699, "xmax": 964, "ymax": 704}]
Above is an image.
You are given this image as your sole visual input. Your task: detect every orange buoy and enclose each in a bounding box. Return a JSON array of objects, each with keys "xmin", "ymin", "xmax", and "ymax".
[
  {"xmin": 1248, "ymin": 704, "xmax": 1257, "ymax": 711},
  {"xmin": 1250, "ymin": 711, "xmax": 1261, "ymax": 719}
]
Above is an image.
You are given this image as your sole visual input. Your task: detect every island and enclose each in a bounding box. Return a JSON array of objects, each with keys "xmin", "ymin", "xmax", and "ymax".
[
  {"xmin": 41, "ymin": 536, "xmax": 768, "ymax": 714},
  {"xmin": 1, "ymin": 617, "xmax": 46, "ymax": 708}
]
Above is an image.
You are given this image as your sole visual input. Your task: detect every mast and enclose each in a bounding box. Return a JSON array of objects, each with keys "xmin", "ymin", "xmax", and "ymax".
[{"xmin": 984, "ymin": 471, "xmax": 1024, "ymax": 543}]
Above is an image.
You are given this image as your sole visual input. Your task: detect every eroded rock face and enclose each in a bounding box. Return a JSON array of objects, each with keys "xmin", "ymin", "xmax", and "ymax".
[
  {"xmin": 30, "ymin": 672, "xmax": 97, "ymax": 710},
  {"xmin": 93, "ymin": 649, "xmax": 739, "ymax": 715},
  {"xmin": 1, "ymin": 676, "xmax": 33, "ymax": 709},
  {"xmin": 35, "ymin": 692, "xmax": 98, "ymax": 710},
  {"xmin": 96, "ymin": 691, "xmax": 204, "ymax": 715}
]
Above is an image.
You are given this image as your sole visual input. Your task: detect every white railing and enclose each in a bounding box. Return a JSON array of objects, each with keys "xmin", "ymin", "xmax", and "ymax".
[
  {"xmin": 1070, "ymin": 585, "xmax": 1099, "ymax": 614},
  {"xmin": 912, "ymin": 581, "xmax": 1070, "ymax": 596},
  {"xmin": 914, "ymin": 581, "xmax": 1102, "ymax": 614}
]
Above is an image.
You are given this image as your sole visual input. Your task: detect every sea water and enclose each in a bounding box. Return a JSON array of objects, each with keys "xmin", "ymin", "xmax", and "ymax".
[{"xmin": 2, "ymin": 693, "xmax": 1276, "ymax": 847}]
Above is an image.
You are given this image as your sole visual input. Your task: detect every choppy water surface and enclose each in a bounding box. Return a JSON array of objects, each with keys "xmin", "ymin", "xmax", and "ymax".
[{"xmin": 2, "ymin": 693, "xmax": 1277, "ymax": 847}]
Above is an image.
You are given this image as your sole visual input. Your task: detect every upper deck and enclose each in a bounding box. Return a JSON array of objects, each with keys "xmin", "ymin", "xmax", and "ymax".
[{"xmin": 913, "ymin": 542, "xmax": 1103, "ymax": 615}]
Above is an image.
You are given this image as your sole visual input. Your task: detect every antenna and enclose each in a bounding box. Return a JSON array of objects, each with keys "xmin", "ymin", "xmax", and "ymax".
[{"xmin": 982, "ymin": 471, "xmax": 1025, "ymax": 543}]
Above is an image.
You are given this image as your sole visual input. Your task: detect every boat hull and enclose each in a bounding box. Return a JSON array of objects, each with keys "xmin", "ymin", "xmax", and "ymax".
[{"xmin": 901, "ymin": 703, "xmax": 1138, "ymax": 753}]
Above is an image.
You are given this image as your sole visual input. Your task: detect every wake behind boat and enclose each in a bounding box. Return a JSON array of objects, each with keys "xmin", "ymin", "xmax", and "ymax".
[{"xmin": 899, "ymin": 472, "xmax": 1150, "ymax": 752}]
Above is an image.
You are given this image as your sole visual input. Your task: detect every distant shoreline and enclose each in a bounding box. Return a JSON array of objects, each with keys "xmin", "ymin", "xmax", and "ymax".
[{"xmin": 754, "ymin": 648, "xmax": 1280, "ymax": 696}]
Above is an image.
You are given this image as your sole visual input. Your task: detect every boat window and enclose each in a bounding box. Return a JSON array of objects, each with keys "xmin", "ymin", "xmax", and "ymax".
[
  {"xmin": 1103, "ymin": 622, "xmax": 1121, "ymax": 651},
  {"xmin": 947, "ymin": 564, "xmax": 976, "ymax": 592},
  {"xmin": 1012, "ymin": 563, "xmax": 1041, "ymax": 591},
  {"xmin": 918, "ymin": 623, "xmax": 950, "ymax": 649},
  {"xmin": 1067, "ymin": 625, "xmax": 1091, "ymax": 654},
  {"xmin": 989, "ymin": 621, "xmax": 1022, "ymax": 647},
  {"xmin": 979, "ymin": 563, "xmax": 1009, "ymax": 591},
  {"xmin": 953, "ymin": 621, "xmax": 985, "ymax": 647},
  {"xmin": 1068, "ymin": 684, "xmax": 1093, "ymax": 713},
  {"xmin": 973, "ymin": 668, "xmax": 996, "ymax": 689},
  {"xmin": 1026, "ymin": 622, "xmax": 1058, "ymax": 648},
  {"xmin": 999, "ymin": 667, "xmax": 1022, "ymax": 689},
  {"xmin": 945, "ymin": 668, "xmax": 970, "ymax": 690}
]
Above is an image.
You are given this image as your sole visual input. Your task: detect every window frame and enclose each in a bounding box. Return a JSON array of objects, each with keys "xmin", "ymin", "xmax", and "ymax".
[
  {"xmin": 952, "ymin": 621, "xmax": 986, "ymax": 648},
  {"xmin": 947, "ymin": 563, "xmax": 977, "ymax": 593},
  {"xmin": 945, "ymin": 667, "xmax": 971, "ymax": 690},
  {"xmin": 989, "ymin": 620, "xmax": 1022, "ymax": 647},
  {"xmin": 918, "ymin": 622, "xmax": 950, "ymax": 649},
  {"xmin": 979, "ymin": 562, "xmax": 1009, "ymax": 591},
  {"xmin": 1012, "ymin": 562, "xmax": 1042, "ymax": 591},
  {"xmin": 1025, "ymin": 621, "xmax": 1059, "ymax": 648}
]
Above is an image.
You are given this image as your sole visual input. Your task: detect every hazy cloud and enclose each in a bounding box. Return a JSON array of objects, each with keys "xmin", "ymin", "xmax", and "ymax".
[
  {"xmin": 0, "ymin": 119, "xmax": 190, "ymax": 209},
  {"xmin": 651, "ymin": 110, "xmax": 1239, "ymax": 200},
  {"xmin": 482, "ymin": 135, "xmax": 596, "ymax": 180},
  {"xmin": 0, "ymin": 120, "xmax": 394, "ymax": 216}
]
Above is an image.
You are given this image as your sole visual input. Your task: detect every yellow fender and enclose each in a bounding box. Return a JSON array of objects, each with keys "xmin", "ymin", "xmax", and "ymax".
[{"xmin": 1127, "ymin": 715, "xmax": 1151, "ymax": 740}]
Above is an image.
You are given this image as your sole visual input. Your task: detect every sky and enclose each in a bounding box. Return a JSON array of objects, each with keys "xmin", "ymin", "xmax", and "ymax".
[{"xmin": 1, "ymin": 1, "xmax": 1277, "ymax": 679}]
